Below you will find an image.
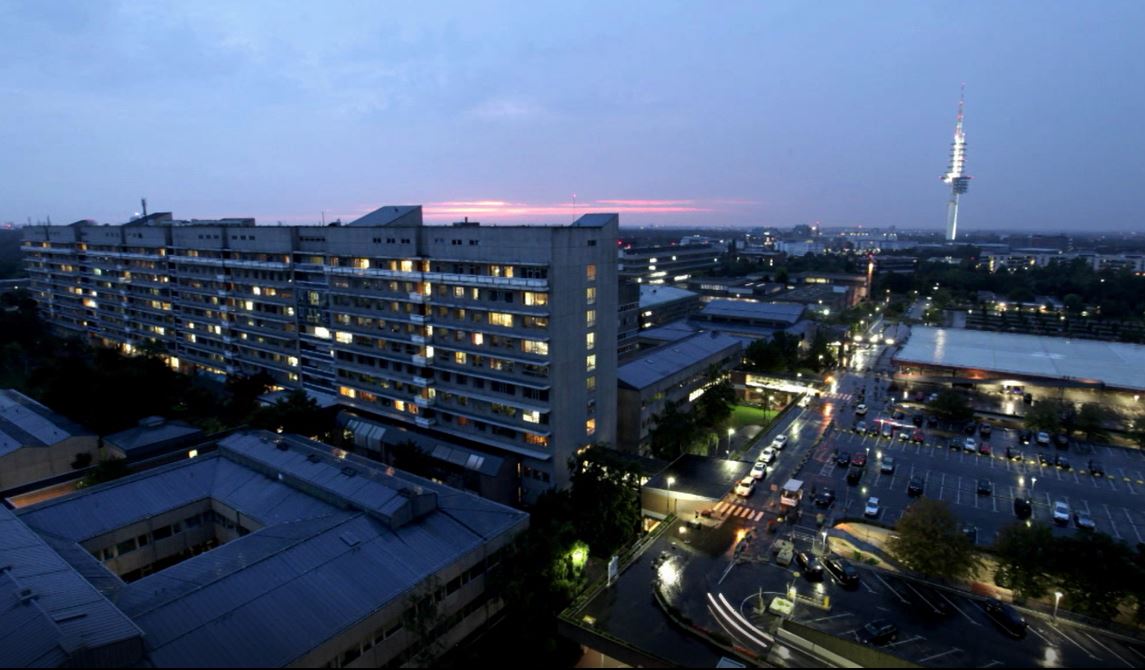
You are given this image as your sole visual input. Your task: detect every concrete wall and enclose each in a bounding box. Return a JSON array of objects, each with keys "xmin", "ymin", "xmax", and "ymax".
[{"xmin": 0, "ymin": 435, "xmax": 99, "ymax": 492}]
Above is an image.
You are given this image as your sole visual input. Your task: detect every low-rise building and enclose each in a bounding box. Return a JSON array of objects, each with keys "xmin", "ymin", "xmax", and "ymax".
[
  {"xmin": 4, "ymin": 429, "xmax": 528, "ymax": 667},
  {"xmin": 638, "ymin": 285, "xmax": 701, "ymax": 329},
  {"xmin": 616, "ymin": 332, "xmax": 743, "ymax": 453},
  {"xmin": 689, "ymin": 299, "xmax": 806, "ymax": 340},
  {"xmin": 0, "ymin": 389, "xmax": 98, "ymax": 493}
]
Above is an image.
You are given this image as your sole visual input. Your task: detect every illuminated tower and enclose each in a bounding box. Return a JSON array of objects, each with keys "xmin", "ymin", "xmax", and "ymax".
[{"xmin": 941, "ymin": 85, "xmax": 971, "ymax": 242}]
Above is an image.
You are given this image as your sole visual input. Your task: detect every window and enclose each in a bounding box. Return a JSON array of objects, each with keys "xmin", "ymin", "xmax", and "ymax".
[
  {"xmin": 526, "ymin": 433, "xmax": 549, "ymax": 447},
  {"xmin": 335, "ymin": 331, "xmax": 353, "ymax": 344},
  {"xmin": 523, "ymin": 410, "xmax": 541, "ymax": 424},
  {"xmin": 586, "ymin": 418, "xmax": 596, "ymax": 436},
  {"xmin": 488, "ymin": 312, "xmax": 514, "ymax": 327},
  {"xmin": 586, "ymin": 309, "xmax": 596, "ymax": 327},
  {"xmin": 586, "ymin": 264, "xmax": 597, "ymax": 281},
  {"xmin": 453, "ymin": 286, "xmax": 465, "ymax": 298},
  {"xmin": 586, "ymin": 287, "xmax": 596, "ymax": 304},
  {"xmin": 586, "ymin": 332, "xmax": 595, "ymax": 350},
  {"xmin": 586, "ymin": 354, "xmax": 596, "ymax": 372},
  {"xmin": 472, "ymin": 332, "xmax": 484, "ymax": 346},
  {"xmin": 522, "ymin": 340, "xmax": 549, "ymax": 356},
  {"xmin": 523, "ymin": 291, "xmax": 548, "ymax": 306},
  {"xmin": 455, "ymin": 351, "xmax": 467, "ymax": 364},
  {"xmin": 352, "ymin": 258, "xmax": 370, "ymax": 269},
  {"xmin": 586, "ymin": 375, "xmax": 596, "ymax": 391}
]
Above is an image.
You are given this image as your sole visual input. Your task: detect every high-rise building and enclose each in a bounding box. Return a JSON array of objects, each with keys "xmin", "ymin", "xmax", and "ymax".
[{"xmin": 21, "ymin": 206, "xmax": 617, "ymax": 499}]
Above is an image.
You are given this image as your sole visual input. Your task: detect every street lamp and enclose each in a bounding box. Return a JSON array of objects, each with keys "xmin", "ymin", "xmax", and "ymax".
[
  {"xmin": 1054, "ymin": 591, "xmax": 1063, "ymax": 620},
  {"xmin": 666, "ymin": 476, "xmax": 676, "ymax": 515},
  {"xmin": 727, "ymin": 427, "xmax": 735, "ymax": 455}
]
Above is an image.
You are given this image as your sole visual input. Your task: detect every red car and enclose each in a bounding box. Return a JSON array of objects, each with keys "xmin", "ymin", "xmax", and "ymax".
[
  {"xmin": 911, "ymin": 429, "xmax": 925, "ymax": 443},
  {"xmin": 978, "ymin": 442, "xmax": 992, "ymax": 456},
  {"xmin": 850, "ymin": 452, "xmax": 868, "ymax": 468}
]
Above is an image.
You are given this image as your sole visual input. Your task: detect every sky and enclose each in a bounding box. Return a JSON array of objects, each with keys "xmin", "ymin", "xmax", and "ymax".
[{"xmin": 1, "ymin": 1, "xmax": 1143, "ymax": 231}]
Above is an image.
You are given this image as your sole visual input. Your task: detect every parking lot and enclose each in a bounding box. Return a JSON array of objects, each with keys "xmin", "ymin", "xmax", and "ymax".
[{"xmin": 803, "ymin": 396, "xmax": 1145, "ymax": 545}]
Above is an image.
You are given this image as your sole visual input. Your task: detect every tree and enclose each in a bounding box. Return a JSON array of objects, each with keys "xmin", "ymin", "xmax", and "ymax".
[
  {"xmin": 994, "ymin": 522, "xmax": 1054, "ymax": 599},
  {"xmin": 647, "ymin": 401, "xmax": 699, "ymax": 460},
  {"xmin": 887, "ymin": 499, "xmax": 981, "ymax": 582},
  {"xmin": 927, "ymin": 389, "xmax": 973, "ymax": 424},
  {"xmin": 250, "ymin": 389, "xmax": 329, "ymax": 438},
  {"xmin": 1047, "ymin": 531, "xmax": 1133, "ymax": 620},
  {"xmin": 1074, "ymin": 402, "xmax": 1111, "ymax": 442},
  {"xmin": 1024, "ymin": 400, "xmax": 1065, "ymax": 433},
  {"xmin": 569, "ymin": 446, "xmax": 642, "ymax": 557},
  {"xmin": 693, "ymin": 377, "xmax": 735, "ymax": 431}
]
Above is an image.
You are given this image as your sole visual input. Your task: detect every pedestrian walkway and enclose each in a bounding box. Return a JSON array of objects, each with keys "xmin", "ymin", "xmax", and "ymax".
[{"xmin": 713, "ymin": 500, "xmax": 766, "ymax": 522}]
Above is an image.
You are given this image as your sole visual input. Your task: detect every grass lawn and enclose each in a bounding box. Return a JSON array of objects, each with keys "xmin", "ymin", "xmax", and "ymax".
[{"xmin": 728, "ymin": 404, "xmax": 776, "ymax": 430}]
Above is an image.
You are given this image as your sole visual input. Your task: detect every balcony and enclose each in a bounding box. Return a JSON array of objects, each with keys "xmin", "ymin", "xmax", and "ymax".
[
  {"xmin": 408, "ymin": 292, "xmax": 428, "ymax": 304},
  {"xmin": 411, "ymin": 313, "xmax": 430, "ymax": 325},
  {"xmin": 411, "ymin": 334, "xmax": 426, "ymax": 345},
  {"xmin": 414, "ymin": 396, "xmax": 434, "ymax": 408},
  {"xmin": 415, "ymin": 416, "xmax": 435, "ymax": 429},
  {"xmin": 412, "ymin": 354, "xmax": 429, "ymax": 366},
  {"xmin": 412, "ymin": 375, "xmax": 433, "ymax": 387}
]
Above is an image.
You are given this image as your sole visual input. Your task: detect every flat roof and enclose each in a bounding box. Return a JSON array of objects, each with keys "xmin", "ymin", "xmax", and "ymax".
[
  {"xmin": 644, "ymin": 455, "xmax": 751, "ymax": 501},
  {"xmin": 618, "ymin": 332, "xmax": 743, "ymax": 390},
  {"xmin": 895, "ymin": 326, "xmax": 1145, "ymax": 392},
  {"xmin": 638, "ymin": 319, "xmax": 699, "ymax": 343},
  {"xmin": 639, "ymin": 285, "xmax": 698, "ymax": 308},
  {"xmin": 697, "ymin": 299, "xmax": 804, "ymax": 324},
  {"xmin": 11, "ymin": 430, "xmax": 528, "ymax": 667}
]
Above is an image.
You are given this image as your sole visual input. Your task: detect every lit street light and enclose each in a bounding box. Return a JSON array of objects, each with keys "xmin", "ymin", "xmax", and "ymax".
[
  {"xmin": 666, "ymin": 476, "xmax": 675, "ymax": 515},
  {"xmin": 1054, "ymin": 591, "xmax": 1063, "ymax": 620},
  {"xmin": 727, "ymin": 427, "xmax": 735, "ymax": 455}
]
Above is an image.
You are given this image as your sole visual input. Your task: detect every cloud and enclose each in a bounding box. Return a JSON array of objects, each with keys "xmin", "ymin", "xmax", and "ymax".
[
  {"xmin": 420, "ymin": 197, "xmax": 753, "ymax": 222},
  {"xmin": 465, "ymin": 98, "xmax": 545, "ymax": 120}
]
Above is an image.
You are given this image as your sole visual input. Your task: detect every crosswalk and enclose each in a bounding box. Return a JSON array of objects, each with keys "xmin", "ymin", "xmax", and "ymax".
[
  {"xmin": 713, "ymin": 500, "xmax": 766, "ymax": 521},
  {"xmin": 821, "ymin": 391, "xmax": 854, "ymax": 402}
]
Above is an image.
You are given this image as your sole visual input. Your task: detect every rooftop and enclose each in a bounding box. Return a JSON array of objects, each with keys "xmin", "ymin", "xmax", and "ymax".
[
  {"xmin": 638, "ymin": 319, "xmax": 700, "ymax": 344},
  {"xmin": 0, "ymin": 390, "xmax": 91, "ymax": 457},
  {"xmin": 639, "ymin": 285, "xmax": 699, "ymax": 308},
  {"xmin": 618, "ymin": 332, "xmax": 743, "ymax": 390},
  {"xmin": 104, "ymin": 418, "xmax": 204, "ymax": 459},
  {"xmin": 895, "ymin": 326, "xmax": 1145, "ymax": 392},
  {"xmin": 9, "ymin": 430, "xmax": 528, "ymax": 667},
  {"xmin": 696, "ymin": 299, "xmax": 805, "ymax": 324},
  {"xmin": 644, "ymin": 454, "xmax": 751, "ymax": 500}
]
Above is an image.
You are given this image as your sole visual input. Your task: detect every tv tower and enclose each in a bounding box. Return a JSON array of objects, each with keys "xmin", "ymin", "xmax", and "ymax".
[{"xmin": 941, "ymin": 84, "xmax": 971, "ymax": 242}]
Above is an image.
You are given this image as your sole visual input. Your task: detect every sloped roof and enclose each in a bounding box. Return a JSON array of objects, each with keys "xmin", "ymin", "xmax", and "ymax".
[
  {"xmin": 618, "ymin": 332, "xmax": 742, "ymax": 390},
  {"xmin": 0, "ymin": 390, "xmax": 92, "ymax": 457},
  {"xmin": 346, "ymin": 205, "xmax": 423, "ymax": 227}
]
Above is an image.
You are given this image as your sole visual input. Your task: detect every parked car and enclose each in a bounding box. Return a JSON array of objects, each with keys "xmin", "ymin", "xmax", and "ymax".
[
  {"xmin": 963, "ymin": 525, "xmax": 978, "ymax": 544},
  {"xmin": 1019, "ymin": 430, "xmax": 1032, "ymax": 445},
  {"xmin": 824, "ymin": 556, "xmax": 860, "ymax": 588},
  {"xmin": 979, "ymin": 422, "xmax": 992, "ymax": 438},
  {"xmin": 892, "ymin": 409, "xmax": 905, "ymax": 420},
  {"xmin": 796, "ymin": 551, "xmax": 824, "ymax": 580},
  {"xmin": 912, "ymin": 414, "xmax": 924, "ymax": 427},
  {"xmin": 1074, "ymin": 512, "xmax": 1096, "ymax": 531},
  {"xmin": 1036, "ymin": 431, "xmax": 1051, "ymax": 446},
  {"xmin": 837, "ymin": 451, "xmax": 851, "ymax": 467},
  {"xmin": 760, "ymin": 447, "xmax": 776, "ymax": 464},
  {"xmin": 949, "ymin": 437, "xmax": 963, "ymax": 450},
  {"xmin": 750, "ymin": 461, "xmax": 767, "ymax": 480},
  {"xmin": 964, "ymin": 421, "xmax": 978, "ymax": 435},
  {"xmin": 856, "ymin": 620, "xmax": 898, "ymax": 646},
  {"xmin": 1055, "ymin": 455, "xmax": 1070, "ymax": 471},
  {"xmin": 864, "ymin": 497, "xmax": 880, "ymax": 518},
  {"xmin": 855, "ymin": 420, "xmax": 867, "ymax": 434},
  {"xmin": 855, "ymin": 404, "xmax": 868, "ymax": 416},
  {"xmin": 1038, "ymin": 453, "xmax": 1052, "ymax": 467},
  {"xmin": 814, "ymin": 488, "xmax": 836, "ymax": 508},
  {"xmin": 907, "ymin": 477, "xmax": 924, "ymax": 497},
  {"xmin": 881, "ymin": 423, "xmax": 894, "ymax": 439},
  {"xmin": 1006, "ymin": 447, "xmax": 1023, "ymax": 462},
  {"xmin": 851, "ymin": 452, "xmax": 868, "ymax": 468},
  {"xmin": 1013, "ymin": 497, "xmax": 1032, "ymax": 520},
  {"xmin": 964, "ymin": 437, "xmax": 978, "ymax": 452},
  {"xmin": 734, "ymin": 476, "xmax": 756, "ymax": 497},
  {"xmin": 982, "ymin": 598, "xmax": 1028, "ymax": 639},
  {"xmin": 978, "ymin": 442, "xmax": 992, "ymax": 456},
  {"xmin": 926, "ymin": 415, "xmax": 938, "ymax": 428},
  {"xmin": 879, "ymin": 457, "xmax": 896, "ymax": 475},
  {"xmin": 1054, "ymin": 433, "xmax": 1070, "ymax": 449},
  {"xmin": 977, "ymin": 479, "xmax": 993, "ymax": 496},
  {"xmin": 773, "ymin": 435, "xmax": 789, "ymax": 450},
  {"xmin": 911, "ymin": 429, "xmax": 925, "ymax": 443},
  {"xmin": 1088, "ymin": 460, "xmax": 1105, "ymax": 477},
  {"xmin": 867, "ymin": 422, "xmax": 880, "ymax": 436},
  {"xmin": 1052, "ymin": 500, "xmax": 1071, "ymax": 525},
  {"xmin": 846, "ymin": 467, "xmax": 863, "ymax": 486},
  {"xmin": 927, "ymin": 392, "xmax": 940, "ymax": 403}
]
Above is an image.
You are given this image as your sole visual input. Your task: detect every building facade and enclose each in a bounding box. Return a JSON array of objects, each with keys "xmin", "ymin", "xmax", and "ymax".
[
  {"xmin": 617, "ymin": 242, "xmax": 721, "ymax": 285},
  {"xmin": 22, "ymin": 206, "xmax": 618, "ymax": 498}
]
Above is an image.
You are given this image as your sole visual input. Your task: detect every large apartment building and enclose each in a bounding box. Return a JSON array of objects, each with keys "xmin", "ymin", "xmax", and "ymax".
[{"xmin": 22, "ymin": 206, "xmax": 618, "ymax": 499}]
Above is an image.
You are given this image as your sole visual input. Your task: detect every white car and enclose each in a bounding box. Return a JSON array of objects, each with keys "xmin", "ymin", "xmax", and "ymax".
[
  {"xmin": 879, "ymin": 456, "xmax": 896, "ymax": 475},
  {"xmin": 864, "ymin": 497, "xmax": 880, "ymax": 518},
  {"xmin": 772, "ymin": 435, "xmax": 789, "ymax": 450},
  {"xmin": 760, "ymin": 447, "xmax": 777, "ymax": 464},
  {"xmin": 964, "ymin": 437, "xmax": 978, "ymax": 452},
  {"xmin": 855, "ymin": 404, "xmax": 868, "ymax": 416},
  {"xmin": 750, "ymin": 461, "xmax": 767, "ymax": 480},
  {"xmin": 734, "ymin": 476, "xmax": 756, "ymax": 498},
  {"xmin": 1036, "ymin": 431, "xmax": 1051, "ymax": 446},
  {"xmin": 1052, "ymin": 500, "xmax": 1071, "ymax": 525}
]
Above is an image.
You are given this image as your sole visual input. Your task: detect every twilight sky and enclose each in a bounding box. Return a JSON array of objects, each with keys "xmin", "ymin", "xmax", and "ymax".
[{"xmin": 1, "ymin": 1, "xmax": 1143, "ymax": 231}]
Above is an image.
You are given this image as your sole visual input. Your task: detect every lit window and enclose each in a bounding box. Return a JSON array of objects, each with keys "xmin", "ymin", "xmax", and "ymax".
[
  {"xmin": 353, "ymin": 258, "xmax": 370, "ymax": 269},
  {"xmin": 473, "ymin": 332, "xmax": 484, "ymax": 346},
  {"xmin": 585, "ymin": 418, "xmax": 596, "ymax": 436},
  {"xmin": 339, "ymin": 386, "xmax": 357, "ymax": 399},
  {"xmin": 586, "ymin": 309, "xmax": 596, "ymax": 327},
  {"xmin": 586, "ymin": 354, "xmax": 596, "ymax": 372},
  {"xmin": 586, "ymin": 287, "xmax": 596, "ymax": 304},
  {"xmin": 586, "ymin": 332, "xmax": 595, "ymax": 350},
  {"xmin": 586, "ymin": 264, "xmax": 597, "ymax": 281},
  {"xmin": 523, "ymin": 410, "xmax": 541, "ymax": 424},
  {"xmin": 526, "ymin": 433, "xmax": 549, "ymax": 447},
  {"xmin": 489, "ymin": 312, "xmax": 514, "ymax": 327},
  {"xmin": 454, "ymin": 286, "xmax": 465, "ymax": 298},
  {"xmin": 524, "ymin": 292, "xmax": 548, "ymax": 306},
  {"xmin": 455, "ymin": 351, "xmax": 467, "ymax": 364},
  {"xmin": 314, "ymin": 327, "xmax": 331, "ymax": 339},
  {"xmin": 335, "ymin": 331, "xmax": 353, "ymax": 344},
  {"xmin": 523, "ymin": 340, "xmax": 549, "ymax": 355},
  {"xmin": 586, "ymin": 375, "xmax": 596, "ymax": 391}
]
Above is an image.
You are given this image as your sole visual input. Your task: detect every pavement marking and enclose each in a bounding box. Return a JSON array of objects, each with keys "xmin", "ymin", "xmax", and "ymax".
[
  {"xmin": 806, "ymin": 612, "xmax": 852, "ymax": 623},
  {"xmin": 938, "ymin": 590, "xmax": 982, "ymax": 625},
  {"xmin": 980, "ymin": 660, "xmax": 1003, "ymax": 668},
  {"xmin": 918, "ymin": 648, "xmax": 963, "ymax": 663},
  {"xmin": 1082, "ymin": 630, "xmax": 1134, "ymax": 668},
  {"xmin": 1124, "ymin": 508, "xmax": 1144, "ymax": 543},
  {"xmin": 956, "ymin": 476, "xmax": 962, "ymax": 505},
  {"xmin": 992, "ymin": 494, "xmax": 998, "ymax": 513},
  {"xmin": 1123, "ymin": 644, "xmax": 1145, "ymax": 662},
  {"xmin": 861, "ymin": 579, "xmax": 878, "ymax": 594},
  {"xmin": 886, "ymin": 635, "xmax": 925, "ymax": 648},
  {"xmin": 872, "ymin": 573, "xmax": 910, "ymax": 604},
  {"xmin": 1045, "ymin": 620, "xmax": 1101, "ymax": 660}
]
